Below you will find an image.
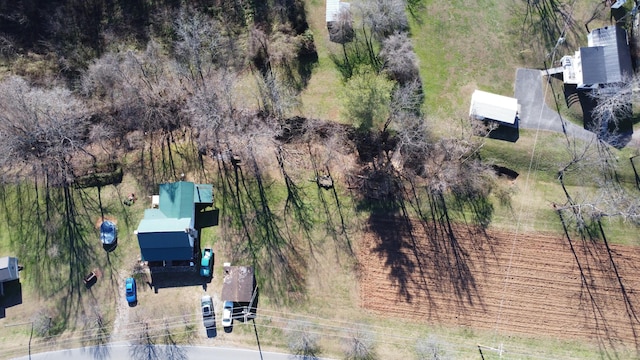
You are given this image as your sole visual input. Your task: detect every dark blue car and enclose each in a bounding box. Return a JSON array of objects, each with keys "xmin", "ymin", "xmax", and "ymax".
[
  {"xmin": 100, "ymin": 220, "xmax": 117, "ymax": 246},
  {"xmin": 125, "ymin": 277, "xmax": 137, "ymax": 305}
]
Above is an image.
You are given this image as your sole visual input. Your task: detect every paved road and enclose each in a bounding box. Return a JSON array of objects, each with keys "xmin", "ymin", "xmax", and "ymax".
[
  {"xmin": 13, "ymin": 344, "xmax": 334, "ymax": 360},
  {"xmin": 514, "ymin": 68, "xmax": 596, "ymax": 142}
]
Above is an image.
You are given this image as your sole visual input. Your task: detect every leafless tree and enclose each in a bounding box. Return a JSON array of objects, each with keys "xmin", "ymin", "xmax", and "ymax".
[
  {"xmin": 255, "ymin": 71, "xmax": 300, "ymax": 121},
  {"xmin": 0, "ymin": 76, "xmax": 88, "ymax": 185},
  {"xmin": 358, "ymin": 0, "xmax": 409, "ymax": 41},
  {"xmin": 32, "ymin": 309, "xmax": 56, "ymax": 338},
  {"xmin": 587, "ymin": 78, "xmax": 635, "ymax": 143},
  {"xmin": 329, "ymin": 6, "xmax": 355, "ymax": 44},
  {"xmin": 83, "ymin": 307, "xmax": 111, "ymax": 359},
  {"xmin": 174, "ymin": 7, "xmax": 223, "ymax": 89},
  {"xmin": 343, "ymin": 326, "xmax": 377, "ymax": 360},
  {"xmin": 268, "ymin": 27, "xmax": 303, "ymax": 68},
  {"xmin": 129, "ymin": 318, "xmax": 159, "ymax": 360},
  {"xmin": 415, "ymin": 335, "xmax": 450, "ymax": 360},
  {"xmin": 286, "ymin": 320, "xmax": 321, "ymax": 359},
  {"xmin": 380, "ymin": 32, "xmax": 420, "ymax": 85},
  {"xmin": 556, "ymin": 136, "xmax": 640, "ymax": 227},
  {"xmin": 81, "ymin": 41, "xmax": 189, "ymax": 138}
]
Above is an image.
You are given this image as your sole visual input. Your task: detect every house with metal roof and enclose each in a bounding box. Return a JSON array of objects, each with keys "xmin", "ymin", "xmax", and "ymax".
[
  {"xmin": 560, "ymin": 26, "xmax": 633, "ymax": 88},
  {"xmin": 221, "ymin": 265, "xmax": 258, "ymax": 320},
  {"xmin": 557, "ymin": 25, "xmax": 633, "ymax": 137},
  {"xmin": 135, "ymin": 181, "xmax": 213, "ymax": 264}
]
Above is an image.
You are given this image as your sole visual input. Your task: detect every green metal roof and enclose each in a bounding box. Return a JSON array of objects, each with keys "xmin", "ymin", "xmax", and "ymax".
[
  {"xmin": 159, "ymin": 182, "xmax": 194, "ymax": 219},
  {"xmin": 135, "ymin": 181, "xmax": 214, "ymax": 260},
  {"xmin": 137, "ymin": 217, "xmax": 191, "ymax": 233},
  {"xmin": 194, "ymin": 184, "xmax": 213, "ymax": 204}
]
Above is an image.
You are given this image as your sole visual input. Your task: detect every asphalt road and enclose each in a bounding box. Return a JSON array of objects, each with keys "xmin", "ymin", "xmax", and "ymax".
[
  {"xmin": 514, "ymin": 68, "xmax": 596, "ymax": 142},
  {"xmin": 13, "ymin": 344, "xmax": 333, "ymax": 360}
]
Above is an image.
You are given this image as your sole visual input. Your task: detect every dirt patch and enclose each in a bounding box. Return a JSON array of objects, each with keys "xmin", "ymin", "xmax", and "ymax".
[
  {"xmin": 358, "ymin": 215, "xmax": 640, "ymax": 350},
  {"xmin": 95, "ymin": 216, "xmax": 118, "ymax": 229}
]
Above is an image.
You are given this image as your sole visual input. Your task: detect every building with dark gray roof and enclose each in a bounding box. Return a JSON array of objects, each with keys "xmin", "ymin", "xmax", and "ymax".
[
  {"xmin": 581, "ymin": 26, "xmax": 633, "ymax": 86},
  {"xmin": 221, "ymin": 265, "xmax": 258, "ymax": 320}
]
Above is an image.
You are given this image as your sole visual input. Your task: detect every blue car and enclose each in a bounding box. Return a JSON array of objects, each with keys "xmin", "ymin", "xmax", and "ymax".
[
  {"xmin": 100, "ymin": 220, "xmax": 117, "ymax": 246},
  {"xmin": 200, "ymin": 248, "xmax": 213, "ymax": 277},
  {"xmin": 125, "ymin": 277, "xmax": 137, "ymax": 305}
]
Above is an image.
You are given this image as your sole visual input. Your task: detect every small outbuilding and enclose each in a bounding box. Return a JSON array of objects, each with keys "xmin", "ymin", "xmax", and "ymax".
[
  {"xmin": 469, "ymin": 90, "xmax": 519, "ymax": 126},
  {"xmin": 0, "ymin": 256, "xmax": 19, "ymax": 296},
  {"xmin": 221, "ymin": 265, "xmax": 258, "ymax": 320},
  {"xmin": 326, "ymin": 0, "xmax": 352, "ymax": 43}
]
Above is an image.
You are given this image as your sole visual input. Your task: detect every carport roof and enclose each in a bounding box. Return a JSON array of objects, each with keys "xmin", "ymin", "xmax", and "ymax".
[{"xmin": 221, "ymin": 266, "xmax": 256, "ymax": 302}]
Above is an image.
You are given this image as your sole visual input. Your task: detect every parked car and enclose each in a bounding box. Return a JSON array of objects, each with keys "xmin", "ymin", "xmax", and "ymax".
[
  {"xmin": 201, "ymin": 295, "xmax": 215, "ymax": 328},
  {"xmin": 222, "ymin": 300, "xmax": 233, "ymax": 328},
  {"xmin": 125, "ymin": 277, "xmax": 137, "ymax": 305},
  {"xmin": 200, "ymin": 248, "xmax": 213, "ymax": 277},
  {"xmin": 100, "ymin": 220, "xmax": 117, "ymax": 248}
]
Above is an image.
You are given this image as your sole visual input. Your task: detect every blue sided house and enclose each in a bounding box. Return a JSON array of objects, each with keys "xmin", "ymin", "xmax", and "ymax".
[{"xmin": 135, "ymin": 181, "xmax": 213, "ymax": 265}]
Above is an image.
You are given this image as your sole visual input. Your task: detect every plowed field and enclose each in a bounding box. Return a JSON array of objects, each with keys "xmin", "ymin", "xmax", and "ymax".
[{"xmin": 359, "ymin": 215, "xmax": 640, "ymax": 347}]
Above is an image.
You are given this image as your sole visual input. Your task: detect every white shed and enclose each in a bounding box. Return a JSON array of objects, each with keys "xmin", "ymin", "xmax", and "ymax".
[
  {"xmin": 469, "ymin": 90, "xmax": 519, "ymax": 125},
  {"xmin": 326, "ymin": 0, "xmax": 340, "ymax": 22}
]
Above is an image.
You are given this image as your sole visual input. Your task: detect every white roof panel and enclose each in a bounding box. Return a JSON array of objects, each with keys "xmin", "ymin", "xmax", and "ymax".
[
  {"xmin": 326, "ymin": 0, "xmax": 340, "ymax": 22},
  {"xmin": 469, "ymin": 90, "xmax": 518, "ymax": 124}
]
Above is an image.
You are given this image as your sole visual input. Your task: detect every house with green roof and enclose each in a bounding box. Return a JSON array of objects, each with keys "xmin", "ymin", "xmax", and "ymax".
[{"xmin": 135, "ymin": 181, "xmax": 213, "ymax": 264}]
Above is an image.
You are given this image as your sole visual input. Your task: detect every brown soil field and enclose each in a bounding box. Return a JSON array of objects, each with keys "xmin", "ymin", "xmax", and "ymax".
[{"xmin": 359, "ymin": 215, "xmax": 640, "ymax": 351}]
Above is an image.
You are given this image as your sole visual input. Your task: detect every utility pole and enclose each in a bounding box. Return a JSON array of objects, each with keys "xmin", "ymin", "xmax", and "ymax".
[
  {"xmin": 28, "ymin": 321, "xmax": 33, "ymax": 360},
  {"xmin": 252, "ymin": 319, "xmax": 263, "ymax": 360}
]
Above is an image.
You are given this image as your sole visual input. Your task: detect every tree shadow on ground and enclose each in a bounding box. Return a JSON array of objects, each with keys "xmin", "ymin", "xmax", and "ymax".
[
  {"xmin": 308, "ymin": 146, "xmax": 354, "ymax": 260},
  {"xmin": 0, "ymin": 181, "xmax": 98, "ymax": 334},
  {"xmin": 276, "ymin": 147, "xmax": 317, "ymax": 261},
  {"xmin": 128, "ymin": 131, "xmax": 200, "ymax": 195},
  {"xmin": 362, "ymin": 170, "xmax": 493, "ymax": 318},
  {"xmin": 556, "ymin": 209, "xmax": 640, "ymax": 357},
  {"xmin": 214, "ymin": 146, "xmax": 306, "ymax": 304}
]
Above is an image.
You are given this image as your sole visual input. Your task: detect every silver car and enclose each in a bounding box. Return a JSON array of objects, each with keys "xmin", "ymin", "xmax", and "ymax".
[{"xmin": 201, "ymin": 295, "xmax": 215, "ymax": 328}]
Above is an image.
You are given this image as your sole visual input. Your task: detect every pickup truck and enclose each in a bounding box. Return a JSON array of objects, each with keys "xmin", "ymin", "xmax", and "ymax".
[
  {"xmin": 200, "ymin": 248, "xmax": 213, "ymax": 277},
  {"xmin": 201, "ymin": 295, "xmax": 215, "ymax": 328}
]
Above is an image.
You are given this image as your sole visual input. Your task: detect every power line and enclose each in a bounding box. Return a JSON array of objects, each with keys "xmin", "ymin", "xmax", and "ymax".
[{"xmin": 491, "ymin": 0, "xmax": 577, "ymax": 352}]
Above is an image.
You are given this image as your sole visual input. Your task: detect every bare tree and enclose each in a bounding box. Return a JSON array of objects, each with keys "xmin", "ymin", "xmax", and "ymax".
[
  {"xmin": 556, "ymin": 136, "xmax": 640, "ymax": 227},
  {"xmin": 587, "ymin": 79, "xmax": 635, "ymax": 144},
  {"xmin": 286, "ymin": 320, "xmax": 321, "ymax": 359},
  {"xmin": 415, "ymin": 335, "xmax": 450, "ymax": 360},
  {"xmin": 81, "ymin": 41, "xmax": 189, "ymax": 138},
  {"xmin": 0, "ymin": 76, "xmax": 88, "ymax": 185},
  {"xmin": 174, "ymin": 7, "xmax": 223, "ymax": 89},
  {"xmin": 343, "ymin": 327, "xmax": 377, "ymax": 360},
  {"xmin": 268, "ymin": 27, "xmax": 303, "ymax": 68},
  {"xmin": 359, "ymin": 0, "xmax": 409, "ymax": 41},
  {"xmin": 329, "ymin": 6, "xmax": 355, "ymax": 44},
  {"xmin": 255, "ymin": 70, "xmax": 299, "ymax": 121},
  {"xmin": 129, "ymin": 318, "xmax": 159, "ymax": 360},
  {"xmin": 380, "ymin": 32, "xmax": 420, "ymax": 85},
  {"xmin": 32, "ymin": 309, "xmax": 56, "ymax": 339}
]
